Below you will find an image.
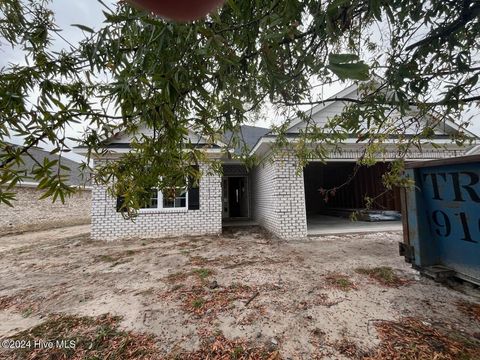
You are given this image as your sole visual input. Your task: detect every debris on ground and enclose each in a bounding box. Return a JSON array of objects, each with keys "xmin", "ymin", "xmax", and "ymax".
[
  {"xmin": 324, "ymin": 274, "xmax": 356, "ymax": 291},
  {"xmin": 0, "ymin": 289, "xmax": 36, "ymax": 314},
  {"xmin": 1, "ymin": 314, "xmax": 161, "ymax": 360},
  {"xmin": 355, "ymin": 266, "xmax": 410, "ymax": 287},
  {"xmin": 365, "ymin": 317, "xmax": 480, "ymax": 360},
  {"xmin": 456, "ymin": 300, "xmax": 480, "ymax": 322},
  {"xmin": 0, "ymin": 226, "xmax": 479, "ymax": 359},
  {"xmin": 332, "ymin": 337, "xmax": 361, "ymax": 358},
  {"xmin": 175, "ymin": 283, "xmax": 258, "ymax": 316},
  {"xmin": 170, "ymin": 332, "xmax": 282, "ymax": 360}
]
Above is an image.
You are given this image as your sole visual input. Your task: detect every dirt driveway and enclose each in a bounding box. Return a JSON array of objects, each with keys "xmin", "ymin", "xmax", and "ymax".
[{"xmin": 0, "ymin": 226, "xmax": 479, "ymax": 359}]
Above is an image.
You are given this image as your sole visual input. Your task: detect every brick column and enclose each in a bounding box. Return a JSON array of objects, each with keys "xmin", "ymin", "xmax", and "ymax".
[{"xmin": 252, "ymin": 153, "xmax": 307, "ymax": 240}]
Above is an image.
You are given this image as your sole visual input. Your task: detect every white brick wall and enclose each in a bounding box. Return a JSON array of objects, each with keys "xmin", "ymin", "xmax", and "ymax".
[
  {"xmin": 0, "ymin": 186, "xmax": 91, "ymax": 236},
  {"xmin": 91, "ymin": 155, "xmax": 307, "ymax": 241},
  {"xmin": 251, "ymin": 153, "xmax": 307, "ymax": 239},
  {"xmin": 91, "ymin": 162, "xmax": 222, "ymax": 241}
]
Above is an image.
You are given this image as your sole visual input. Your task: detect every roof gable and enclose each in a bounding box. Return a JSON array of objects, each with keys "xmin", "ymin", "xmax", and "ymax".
[
  {"xmin": 286, "ymin": 83, "xmax": 477, "ymax": 138},
  {"xmin": 106, "ymin": 124, "xmax": 224, "ymax": 147}
]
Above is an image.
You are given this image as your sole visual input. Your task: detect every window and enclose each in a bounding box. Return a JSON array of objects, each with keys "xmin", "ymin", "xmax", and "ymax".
[
  {"xmin": 116, "ymin": 170, "xmax": 200, "ymax": 213},
  {"xmin": 162, "ymin": 187, "xmax": 187, "ymax": 208},
  {"xmin": 143, "ymin": 189, "xmax": 159, "ymax": 209},
  {"xmin": 140, "ymin": 187, "xmax": 188, "ymax": 211}
]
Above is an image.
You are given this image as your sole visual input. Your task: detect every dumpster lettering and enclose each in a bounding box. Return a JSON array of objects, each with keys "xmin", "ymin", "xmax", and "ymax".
[
  {"xmin": 421, "ymin": 170, "xmax": 480, "ymax": 244},
  {"xmin": 422, "ymin": 172, "xmax": 480, "ymax": 202},
  {"xmin": 456, "ymin": 212, "xmax": 475, "ymax": 243},
  {"xmin": 431, "ymin": 210, "xmax": 450, "ymax": 237},
  {"xmin": 450, "ymin": 172, "xmax": 480, "ymax": 202},
  {"xmin": 404, "ymin": 158, "xmax": 480, "ymax": 283},
  {"xmin": 431, "ymin": 210, "xmax": 477, "ymax": 243},
  {"xmin": 422, "ymin": 173, "xmax": 447, "ymax": 200}
]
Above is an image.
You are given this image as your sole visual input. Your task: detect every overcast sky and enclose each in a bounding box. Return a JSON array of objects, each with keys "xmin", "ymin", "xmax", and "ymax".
[
  {"xmin": 2, "ymin": 0, "xmax": 114, "ymax": 161},
  {"xmin": 2, "ymin": 0, "xmax": 479, "ymax": 162}
]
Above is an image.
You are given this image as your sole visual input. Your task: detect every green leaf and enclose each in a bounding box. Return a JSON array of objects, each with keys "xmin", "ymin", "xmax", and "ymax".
[
  {"xmin": 71, "ymin": 24, "xmax": 94, "ymax": 33},
  {"xmin": 368, "ymin": 0, "xmax": 382, "ymax": 21},
  {"xmin": 327, "ymin": 63, "xmax": 370, "ymax": 81},
  {"xmin": 226, "ymin": 0, "xmax": 241, "ymax": 15},
  {"xmin": 329, "ymin": 53, "xmax": 360, "ymax": 64},
  {"xmin": 0, "ymin": 191, "xmax": 16, "ymax": 207},
  {"xmin": 328, "ymin": 53, "xmax": 369, "ymax": 80}
]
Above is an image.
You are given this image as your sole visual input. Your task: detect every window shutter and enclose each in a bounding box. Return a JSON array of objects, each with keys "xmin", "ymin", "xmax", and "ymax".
[
  {"xmin": 116, "ymin": 196, "xmax": 125, "ymax": 212},
  {"xmin": 188, "ymin": 166, "xmax": 200, "ymax": 210},
  {"xmin": 188, "ymin": 181, "xmax": 200, "ymax": 210}
]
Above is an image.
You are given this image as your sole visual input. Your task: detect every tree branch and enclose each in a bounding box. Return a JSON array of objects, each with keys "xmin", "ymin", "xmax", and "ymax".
[{"xmin": 405, "ymin": 0, "xmax": 480, "ymax": 51}]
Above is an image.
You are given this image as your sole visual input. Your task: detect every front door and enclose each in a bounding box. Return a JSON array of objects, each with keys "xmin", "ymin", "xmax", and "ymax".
[
  {"xmin": 222, "ymin": 178, "xmax": 229, "ymax": 219},
  {"xmin": 226, "ymin": 177, "xmax": 248, "ymax": 218}
]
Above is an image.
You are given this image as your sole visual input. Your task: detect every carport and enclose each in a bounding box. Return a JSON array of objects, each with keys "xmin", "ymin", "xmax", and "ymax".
[{"xmin": 303, "ymin": 162, "xmax": 402, "ymax": 235}]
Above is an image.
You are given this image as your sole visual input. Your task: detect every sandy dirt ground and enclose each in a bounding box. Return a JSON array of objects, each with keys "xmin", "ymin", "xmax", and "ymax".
[
  {"xmin": 0, "ymin": 224, "xmax": 90, "ymax": 253},
  {"xmin": 0, "ymin": 226, "xmax": 479, "ymax": 359}
]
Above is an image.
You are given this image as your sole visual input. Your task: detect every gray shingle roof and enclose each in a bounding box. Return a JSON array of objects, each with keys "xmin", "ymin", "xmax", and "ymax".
[
  {"xmin": 223, "ymin": 125, "xmax": 270, "ymax": 155},
  {"xmin": 3, "ymin": 144, "xmax": 91, "ymax": 187}
]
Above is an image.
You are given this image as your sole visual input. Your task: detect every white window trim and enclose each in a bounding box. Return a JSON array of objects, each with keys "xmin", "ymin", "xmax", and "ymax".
[{"xmin": 139, "ymin": 187, "xmax": 189, "ymax": 213}]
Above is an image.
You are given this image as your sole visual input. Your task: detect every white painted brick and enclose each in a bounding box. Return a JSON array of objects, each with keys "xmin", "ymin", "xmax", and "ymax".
[
  {"xmin": 251, "ymin": 153, "xmax": 307, "ymax": 240},
  {"xmin": 91, "ymin": 162, "xmax": 222, "ymax": 241}
]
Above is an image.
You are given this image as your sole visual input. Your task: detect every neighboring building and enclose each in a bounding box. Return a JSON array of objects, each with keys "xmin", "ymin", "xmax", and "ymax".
[
  {"xmin": 0, "ymin": 144, "xmax": 91, "ymax": 236},
  {"xmin": 75, "ymin": 84, "xmax": 478, "ymax": 241}
]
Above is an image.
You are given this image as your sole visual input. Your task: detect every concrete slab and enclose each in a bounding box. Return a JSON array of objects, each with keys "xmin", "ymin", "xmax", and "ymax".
[{"xmin": 307, "ymin": 214, "xmax": 402, "ymax": 236}]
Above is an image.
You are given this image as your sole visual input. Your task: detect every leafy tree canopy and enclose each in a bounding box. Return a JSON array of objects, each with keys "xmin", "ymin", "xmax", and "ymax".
[{"xmin": 0, "ymin": 0, "xmax": 479, "ymax": 211}]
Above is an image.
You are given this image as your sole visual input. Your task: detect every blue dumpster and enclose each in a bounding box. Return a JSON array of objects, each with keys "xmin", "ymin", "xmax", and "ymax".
[{"xmin": 401, "ymin": 155, "xmax": 480, "ymax": 285}]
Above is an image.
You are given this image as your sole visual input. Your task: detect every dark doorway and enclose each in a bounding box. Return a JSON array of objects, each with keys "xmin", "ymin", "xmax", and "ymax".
[{"xmin": 226, "ymin": 177, "xmax": 249, "ymax": 218}]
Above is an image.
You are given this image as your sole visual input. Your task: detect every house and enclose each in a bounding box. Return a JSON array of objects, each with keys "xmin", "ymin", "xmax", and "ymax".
[
  {"xmin": 0, "ymin": 144, "xmax": 91, "ymax": 236},
  {"xmin": 75, "ymin": 84, "xmax": 478, "ymax": 241}
]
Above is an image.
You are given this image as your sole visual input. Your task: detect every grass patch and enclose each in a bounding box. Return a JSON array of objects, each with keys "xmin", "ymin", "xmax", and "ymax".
[
  {"xmin": 164, "ymin": 268, "xmax": 214, "ymax": 284},
  {"xmin": 325, "ymin": 274, "xmax": 356, "ymax": 291},
  {"xmin": 21, "ymin": 307, "xmax": 33, "ymax": 318},
  {"xmin": 366, "ymin": 317, "xmax": 480, "ymax": 360},
  {"xmin": 5, "ymin": 314, "xmax": 161, "ymax": 359},
  {"xmin": 356, "ymin": 266, "xmax": 409, "ymax": 287},
  {"xmin": 232, "ymin": 345, "xmax": 245, "ymax": 359},
  {"xmin": 163, "ymin": 283, "xmax": 257, "ymax": 316},
  {"xmin": 191, "ymin": 297, "xmax": 206, "ymax": 309},
  {"xmin": 193, "ymin": 268, "xmax": 213, "ymax": 280}
]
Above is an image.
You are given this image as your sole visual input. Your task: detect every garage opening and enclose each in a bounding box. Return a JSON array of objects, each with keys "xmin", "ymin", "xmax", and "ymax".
[{"xmin": 303, "ymin": 162, "xmax": 402, "ymax": 235}]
